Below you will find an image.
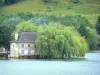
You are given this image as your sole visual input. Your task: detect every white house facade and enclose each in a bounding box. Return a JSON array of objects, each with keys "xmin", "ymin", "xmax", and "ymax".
[{"xmin": 10, "ymin": 32, "xmax": 38, "ymax": 58}]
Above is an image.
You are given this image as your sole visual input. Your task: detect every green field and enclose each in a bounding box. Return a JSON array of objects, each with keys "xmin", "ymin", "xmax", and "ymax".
[{"xmin": 0, "ymin": 0, "xmax": 100, "ymax": 25}]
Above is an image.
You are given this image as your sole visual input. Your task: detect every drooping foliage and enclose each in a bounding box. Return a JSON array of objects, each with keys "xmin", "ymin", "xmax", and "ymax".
[{"xmin": 36, "ymin": 25, "xmax": 88, "ymax": 58}]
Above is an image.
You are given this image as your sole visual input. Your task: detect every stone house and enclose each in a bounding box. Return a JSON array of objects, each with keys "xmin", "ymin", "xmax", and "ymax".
[{"xmin": 10, "ymin": 32, "xmax": 38, "ymax": 58}]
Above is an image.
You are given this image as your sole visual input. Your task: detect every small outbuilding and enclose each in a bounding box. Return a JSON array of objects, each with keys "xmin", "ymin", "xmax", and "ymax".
[{"xmin": 0, "ymin": 47, "xmax": 9, "ymax": 58}]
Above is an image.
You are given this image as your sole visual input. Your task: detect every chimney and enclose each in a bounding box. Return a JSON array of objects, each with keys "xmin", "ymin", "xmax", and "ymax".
[{"xmin": 15, "ymin": 33, "xmax": 18, "ymax": 41}]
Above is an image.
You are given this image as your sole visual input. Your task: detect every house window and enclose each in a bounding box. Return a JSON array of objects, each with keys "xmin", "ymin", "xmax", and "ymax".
[
  {"xmin": 28, "ymin": 44, "xmax": 30, "ymax": 48},
  {"xmin": 28, "ymin": 50, "xmax": 31, "ymax": 55},
  {"xmin": 22, "ymin": 44, "xmax": 24, "ymax": 48}
]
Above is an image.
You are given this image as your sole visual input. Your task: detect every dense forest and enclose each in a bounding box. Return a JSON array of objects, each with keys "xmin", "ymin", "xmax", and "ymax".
[{"xmin": 0, "ymin": 0, "xmax": 100, "ymax": 58}]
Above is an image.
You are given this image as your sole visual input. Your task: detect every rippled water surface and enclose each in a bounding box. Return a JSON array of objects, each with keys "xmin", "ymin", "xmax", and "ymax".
[{"xmin": 0, "ymin": 52, "xmax": 100, "ymax": 75}]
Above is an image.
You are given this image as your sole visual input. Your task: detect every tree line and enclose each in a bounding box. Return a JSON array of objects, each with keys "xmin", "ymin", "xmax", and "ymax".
[{"xmin": 0, "ymin": 12, "xmax": 100, "ymax": 51}]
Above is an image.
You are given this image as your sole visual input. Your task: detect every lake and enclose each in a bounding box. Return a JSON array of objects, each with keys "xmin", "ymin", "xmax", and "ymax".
[{"xmin": 0, "ymin": 52, "xmax": 100, "ymax": 75}]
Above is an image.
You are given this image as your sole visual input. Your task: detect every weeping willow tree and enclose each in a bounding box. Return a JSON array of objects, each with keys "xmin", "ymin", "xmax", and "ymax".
[{"xmin": 36, "ymin": 25, "xmax": 88, "ymax": 58}]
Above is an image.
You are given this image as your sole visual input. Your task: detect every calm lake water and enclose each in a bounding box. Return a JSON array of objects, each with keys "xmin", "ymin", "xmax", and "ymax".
[{"xmin": 0, "ymin": 52, "xmax": 100, "ymax": 75}]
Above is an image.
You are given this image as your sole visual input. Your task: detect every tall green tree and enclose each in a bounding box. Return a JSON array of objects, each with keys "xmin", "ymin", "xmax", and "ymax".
[
  {"xmin": 96, "ymin": 16, "xmax": 100, "ymax": 35},
  {"xmin": 0, "ymin": 17, "xmax": 22, "ymax": 48},
  {"xmin": 96, "ymin": 16, "xmax": 100, "ymax": 49},
  {"xmin": 85, "ymin": 27, "xmax": 98, "ymax": 50},
  {"xmin": 36, "ymin": 25, "xmax": 88, "ymax": 58},
  {"xmin": 79, "ymin": 26, "xmax": 98, "ymax": 50}
]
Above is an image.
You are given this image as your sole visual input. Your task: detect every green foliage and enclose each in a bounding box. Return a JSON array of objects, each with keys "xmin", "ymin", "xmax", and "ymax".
[
  {"xmin": 0, "ymin": 12, "xmax": 99, "ymax": 51},
  {"xmin": 86, "ymin": 0, "xmax": 100, "ymax": 4},
  {"xmin": 0, "ymin": 0, "xmax": 22, "ymax": 6},
  {"xmin": 96, "ymin": 16, "xmax": 100, "ymax": 35},
  {"xmin": 42, "ymin": 0, "xmax": 53, "ymax": 3},
  {"xmin": 85, "ymin": 27, "xmax": 98, "ymax": 50},
  {"xmin": 66, "ymin": 4, "xmax": 73, "ymax": 10},
  {"xmin": 0, "ymin": 0, "xmax": 99, "ymax": 25},
  {"xmin": 0, "ymin": 14, "xmax": 7, "ymax": 23},
  {"xmin": 17, "ymin": 12, "xmax": 34, "ymax": 21},
  {"xmin": 42, "ymin": 0, "xmax": 59, "ymax": 4},
  {"xmin": 1, "ymin": 17, "xmax": 22, "ymax": 34},
  {"xmin": 69, "ymin": 0, "xmax": 80, "ymax": 4},
  {"xmin": 79, "ymin": 26, "xmax": 98, "ymax": 50},
  {"xmin": 58, "ymin": 14, "xmax": 98, "ymax": 50},
  {"xmin": 16, "ymin": 13, "xmax": 92, "ymax": 28},
  {"xmin": 16, "ymin": 12, "xmax": 58, "ymax": 26},
  {"xmin": 0, "ymin": 17, "xmax": 22, "ymax": 48},
  {"xmin": 0, "ymin": 0, "xmax": 5, "ymax": 6},
  {"xmin": 96, "ymin": 16, "xmax": 100, "ymax": 49},
  {"xmin": 97, "ymin": 35, "xmax": 100, "ymax": 49},
  {"xmin": 36, "ymin": 25, "xmax": 88, "ymax": 58},
  {"xmin": 16, "ymin": 21, "xmax": 35, "ymax": 34},
  {"xmin": 0, "ymin": 12, "xmax": 98, "ymax": 51},
  {"xmin": 59, "ymin": 15, "xmax": 93, "ymax": 29}
]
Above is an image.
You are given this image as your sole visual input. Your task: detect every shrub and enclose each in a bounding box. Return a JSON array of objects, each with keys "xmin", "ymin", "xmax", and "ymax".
[{"xmin": 16, "ymin": 21, "xmax": 35, "ymax": 34}]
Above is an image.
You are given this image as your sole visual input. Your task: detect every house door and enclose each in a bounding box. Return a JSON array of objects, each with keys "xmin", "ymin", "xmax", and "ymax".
[
  {"xmin": 21, "ymin": 50, "xmax": 24, "ymax": 56},
  {"xmin": 28, "ymin": 50, "xmax": 31, "ymax": 56}
]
